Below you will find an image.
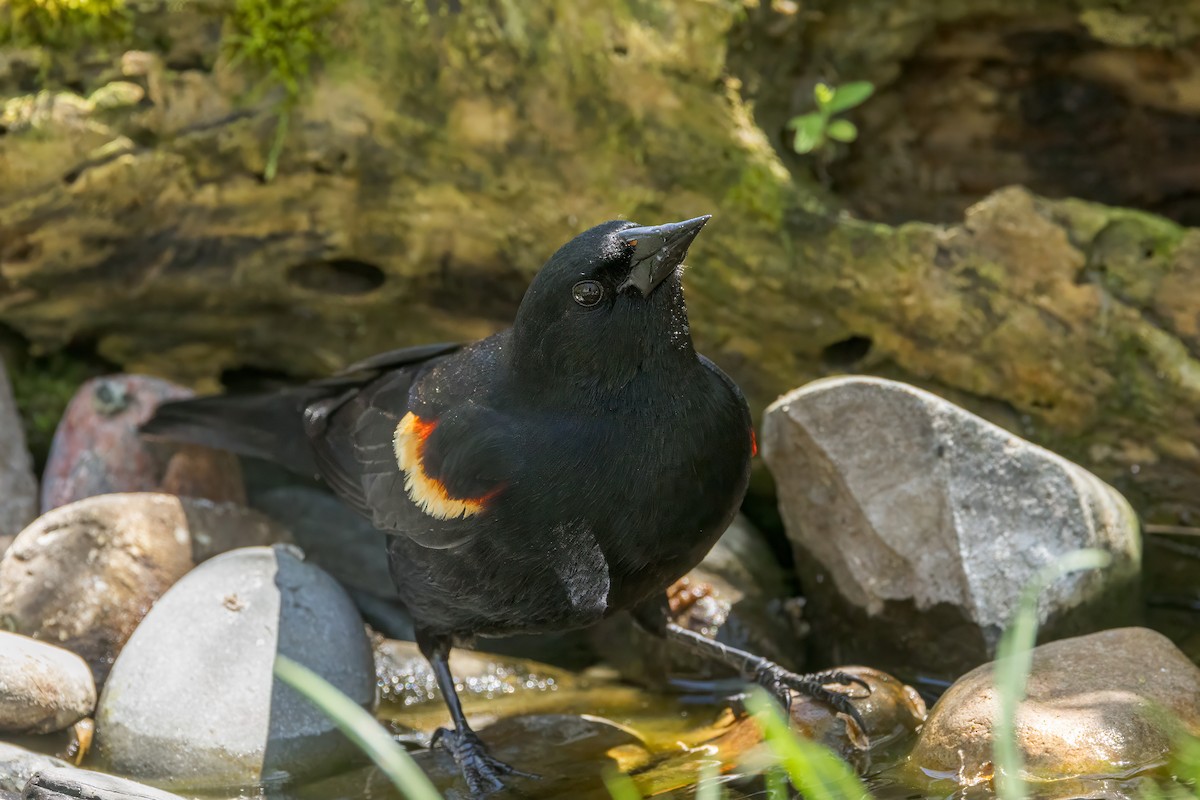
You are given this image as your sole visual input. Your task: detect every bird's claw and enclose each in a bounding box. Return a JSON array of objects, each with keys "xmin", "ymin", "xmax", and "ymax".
[
  {"xmin": 432, "ymin": 727, "xmax": 538, "ymax": 796},
  {"xmin": 753, "ymin": 665, "xmax": 870, "ymax": 732}
]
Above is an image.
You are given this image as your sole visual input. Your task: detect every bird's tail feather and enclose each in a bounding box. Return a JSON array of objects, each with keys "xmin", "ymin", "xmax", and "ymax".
[{"xmin": 140, "ymin": 388, "xmax": 325, "ymax": 475}]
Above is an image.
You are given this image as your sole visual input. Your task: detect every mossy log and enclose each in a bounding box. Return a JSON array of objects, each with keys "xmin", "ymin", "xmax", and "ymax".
[{"xmin": 2, "ymin": 0, "xmax": 1200, "ymax": 521}]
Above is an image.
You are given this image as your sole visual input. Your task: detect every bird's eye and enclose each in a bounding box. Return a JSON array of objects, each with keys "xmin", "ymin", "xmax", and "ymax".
[{"xmin": 572, "ymin": 280, "xmax": 604, "ymax": 307}]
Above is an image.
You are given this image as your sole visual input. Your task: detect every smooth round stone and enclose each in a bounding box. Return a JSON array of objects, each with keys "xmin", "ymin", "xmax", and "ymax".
[
  {"xmin": 94, "ymin": 545, "xmax": 374, "ymax": 790},
  {"xmin": 41, "ymin": 374, "xmax": 244, "ymax": 512},
  {"xmin": 909, "ymin": 627, "xmax": 1200, "ymax": 785},
  {"xmin": 0, "ymin": 493, "xmax": 288, "ymax": 686},
  {"xmin": 0, "ymin": 632, "xmax": 96, "ymax": 735}
]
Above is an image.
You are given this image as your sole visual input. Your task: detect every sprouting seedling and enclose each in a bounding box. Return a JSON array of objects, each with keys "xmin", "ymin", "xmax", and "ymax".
[{"xmin": 788, "ymin": 81, "xmax": 875, "ymax": 155}]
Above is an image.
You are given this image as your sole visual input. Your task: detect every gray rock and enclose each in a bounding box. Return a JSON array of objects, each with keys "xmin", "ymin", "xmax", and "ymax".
[
  {"xmin": 0, "ymin": 744, "xmax": 71, "ymax": 794},
  {"xmin": 909, "ymin": 627, "xmax": 1200, "ymax": 786},
  {"xmin": 0, "ymin": 362, "xmax": 37, "ymax": 558},
  {"xmin": 250, "ymin": 487, "xmax": 414, "ymax": 637},
  {"xmin": 762, "ymin": 376, "xmax": 1141, "ymax": 678},
  {"xmin": 23, "ymin": 769, "xmax": 185, "ymax": 800},
  {"xmin": 94, "ymin": 545, "xmax": 375, "ymax": 790},
  {"xmin": 0, "ymin": 632, "xmax": 96, "ymax": 735},
  {"xmin": 0, "ymin": 493, "xmax": 288, "ymax": 686}
]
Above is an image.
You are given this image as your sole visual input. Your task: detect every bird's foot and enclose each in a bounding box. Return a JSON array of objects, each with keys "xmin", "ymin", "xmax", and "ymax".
[
  {"xmin": 752, "ymin": 665, "xmax": 870, "ymax": 731},
  {"xmin": 432, "ymin": 727, "xmax": 537, "ymax": 796}
]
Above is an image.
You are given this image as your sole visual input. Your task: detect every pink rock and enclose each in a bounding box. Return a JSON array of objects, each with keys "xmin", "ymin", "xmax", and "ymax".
[{"xmin": 41, "ymin": 375, "xmax": 244, "ymax": 511}]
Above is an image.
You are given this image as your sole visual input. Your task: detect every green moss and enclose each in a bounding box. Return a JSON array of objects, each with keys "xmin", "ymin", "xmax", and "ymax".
[
  {"xmin": 724, "ymin": 162, "xmax": 788, "ymax": 226},
  {"xmin": 0, "ymin": 0, "xmax": 130, "ymax": 50},
  {"xmin": 224, "ymin": 0, "xmax": 342, "ymax": 180},
  {"xmin": 8, "ymin": 352, "xmax": 103, "ymax": 467}
]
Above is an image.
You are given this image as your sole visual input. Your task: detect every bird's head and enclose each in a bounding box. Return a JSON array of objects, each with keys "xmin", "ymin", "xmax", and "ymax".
[{"xmin": 511, "ymin": 216, "xmax": 710, "ymax": 398}]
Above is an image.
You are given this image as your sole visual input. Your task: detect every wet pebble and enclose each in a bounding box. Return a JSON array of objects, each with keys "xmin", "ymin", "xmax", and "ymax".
[
  {"xmin": 0, "ymin": 493, "xmax": 288, "ymax": 685},
  {"xmin": 41, "ymin": 375, "xmax": 243, "ymax": 512},
  {"xmin": 763, "ymin": 376, "xmax": 1141, "ymax": 678},
  {"xmin": 909, "ymin": 627, "xmax": 1200, "ymax": 786},
  {"xmin": 0, "ymin": 632, "xmax": 96, "ymax": 735},
  {"xmin": 94, "ymin": 545, "xmax": 375, "ymax": 789}
]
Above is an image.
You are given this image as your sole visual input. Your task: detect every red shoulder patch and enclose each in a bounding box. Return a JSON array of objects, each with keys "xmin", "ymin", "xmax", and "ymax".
[
  {"xmin": 392, "ymin": 412, "xmax": 493, "ymax": 520},
  {"xmin": 750, "ymin": 428, "xmax": 758, "ymax": 458}
]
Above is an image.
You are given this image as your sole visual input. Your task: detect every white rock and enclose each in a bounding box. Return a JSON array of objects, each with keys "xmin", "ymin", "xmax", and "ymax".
[{"xmin": 94, "ymin": 545, "xmax": 374, "ymax": 789}]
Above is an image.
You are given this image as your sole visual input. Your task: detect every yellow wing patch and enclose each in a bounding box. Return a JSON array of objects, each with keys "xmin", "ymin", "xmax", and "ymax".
[{"xmin": 393, "ymin": 411, "xmax": 489, "ymax": 520}]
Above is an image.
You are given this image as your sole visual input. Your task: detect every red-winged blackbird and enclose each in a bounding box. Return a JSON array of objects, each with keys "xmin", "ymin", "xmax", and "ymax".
[{"xmin": 143, "ymin": 217, "xmax": 864, "ymax": 794}]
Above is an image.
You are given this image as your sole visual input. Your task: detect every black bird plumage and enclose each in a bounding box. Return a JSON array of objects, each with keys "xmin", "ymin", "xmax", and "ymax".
[{"xmin": 143, "ymin": 217, "xmax": 865, "ymax": 794}]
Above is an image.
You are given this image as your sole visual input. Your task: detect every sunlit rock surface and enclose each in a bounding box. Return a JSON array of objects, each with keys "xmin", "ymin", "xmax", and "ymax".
[
  {"xmin": 0, "ymin": 493, "xmax": 288, "ymax": 685},
  {"xmin": 0, "ymin": 633, "xmax": 95, "ymax": 736},
  {"xmin": 93, "ymin": 546, "xmax": 374, "ymax": 789},
  {"xmin": 909, "ymin": 628, "xmax": 1200, "ymax": 787},
  {"xmin": 764, "ymin": 376, "xmax": 1141, "ymax": 679}
]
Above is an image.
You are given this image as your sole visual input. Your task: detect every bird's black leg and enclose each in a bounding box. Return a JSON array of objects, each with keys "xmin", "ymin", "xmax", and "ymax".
[
  {"xmin": 632, "ymin": 598, "xmax": 870, "ymax": 731},
  {"xmin": 417, "ymin": 631, "xmax": 536, "ymax": 795}
]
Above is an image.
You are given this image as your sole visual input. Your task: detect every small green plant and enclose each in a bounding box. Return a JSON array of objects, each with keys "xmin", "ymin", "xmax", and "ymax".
[
  {"xmin": 787, "ymin": 81, "xmax": 874, "ymax": 155},
  {"xmin": 992, "ymin": 549, "xmax": 1113, "ymax": 800},
  {"xmin": 274, "ymin": 656, "xmax": 442, "ymax": 800},
  {"xmin": 224, "ymin": 0, "xmax": 341, "ymax": 181},
  {"xmin": 8, "ymin": 352, "xmax": 103, "ymax": 467},
  {"xmin": 0, "ymin": 0, "xmax": 130, "ymax": 49}
]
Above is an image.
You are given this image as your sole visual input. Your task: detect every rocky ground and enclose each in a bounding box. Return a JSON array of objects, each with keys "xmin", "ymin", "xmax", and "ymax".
[{"xmin": 0, "ymin": 365, "xmax": 1195, "ymax": 800}]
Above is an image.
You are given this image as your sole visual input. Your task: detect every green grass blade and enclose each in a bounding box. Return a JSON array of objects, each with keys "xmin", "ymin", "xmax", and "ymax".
[
  {"xmin": 694, "ymin": 760, "xmax": 723, "ymax": 800},
  {"xmin": 745, "ymin": 690, "xmax": 870, "ymax": 800},
  {"xmin": 765, "ymin": 766, "xmax": 790, "ymax": 800},
  {"xmin": 603, "ymin": 767, "xmax": 642, "ymax": 800},
  {"xmin": 993, "ymin": 549, "xmax": 1113, "ymax": 800},
  {"xmin": 274, "ymin": 656, "xmax": 443, "ymax": 800}
]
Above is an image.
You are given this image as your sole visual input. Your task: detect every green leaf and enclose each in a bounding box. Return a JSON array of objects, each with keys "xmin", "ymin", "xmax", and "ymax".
[
  {"xmin": 813, "ymin": 82, "xmax": 835, "ymax": 109},
  {"xmin": 993, "ymin": 549, "xmax": 1112, "ymax": 800},
  {"xmin": 745, "ymin": 690, "xmax": 870, "ymax": 800},
  {"xmin": 826, "ymin": 119, "xmax": 858, "ymax": 143},
  {"xmin": 273, "ymin": 657, "xmax": 443, "ymax": 800},
  {"xmin": 825, "ymin": 81, "xmax": 875, "ymax": 114},
  {"xmin": 789, "ymin": 113, "xmax": 826, "ymax": 154}
]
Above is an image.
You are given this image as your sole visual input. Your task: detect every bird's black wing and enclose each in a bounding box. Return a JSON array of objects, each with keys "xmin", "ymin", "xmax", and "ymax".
[
  {"xmin": 302, "ymin": 342, "xmax": 464, "ymax": 517},
  {"xmin": 310, "ymin": 340, "xmax": 523, "ymax": 547}
]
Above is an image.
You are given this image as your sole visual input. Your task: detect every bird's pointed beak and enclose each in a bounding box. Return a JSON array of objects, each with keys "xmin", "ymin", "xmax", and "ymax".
[{"xmin": 616, "ymin": 215, "xmax": 712, "ymax": 296}]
